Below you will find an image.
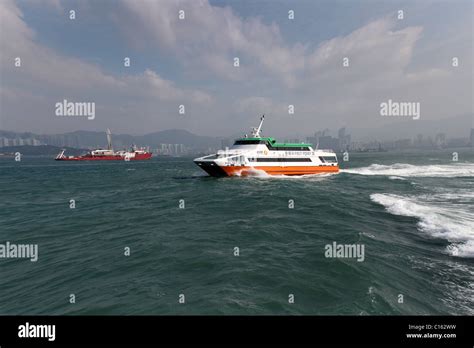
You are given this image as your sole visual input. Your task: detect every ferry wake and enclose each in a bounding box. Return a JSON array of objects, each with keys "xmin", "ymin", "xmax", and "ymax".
[{"xmin": 194, "ymin": 116, "xmax": 339, "ymax": 177}]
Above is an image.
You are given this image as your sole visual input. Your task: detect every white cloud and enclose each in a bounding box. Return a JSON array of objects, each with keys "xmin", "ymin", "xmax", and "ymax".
[
  {"xmin": 118, "ymin": 0, "xmax": 306, "ymax": 86},
  {"xmin": 234, "ymin": 96, "xmax": 286, "ymax": 116},
  {"xmin": 0, "ymin": 0, "xmax": 212, "ymax": 132},
  {"xmin": 1, "ymin": 0, "xmax": 471, "ymax": 137}
]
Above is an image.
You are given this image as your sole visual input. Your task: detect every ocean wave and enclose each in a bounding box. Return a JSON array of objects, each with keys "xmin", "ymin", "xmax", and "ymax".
[
  {"xmin": 388, "ymin": 176, "xmax": 407, "ymax": 180},
  {"xmin": 267, "ymin": 172, "xmax": 337, "ymax": 180},
  {"xmin": 446, "ymin": 241, "xmax": 474, "ymax": 258},
  {"xmin": 429, "ymin": 189, "xmax": 474, "ymax": 202},
  {"xmin": 370, "ymin": 193, "xmax": 474, "ymax": 257},
  {"xmin": 342, "ymin": 163, "xmax": 474, "ymax": 177}
]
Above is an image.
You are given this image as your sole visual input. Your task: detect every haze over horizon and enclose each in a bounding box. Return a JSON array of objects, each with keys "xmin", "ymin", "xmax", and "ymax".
[
  {"xmin": 1, "ymin": 113, "xmax": 472, "ymax": 144},
  {"xmin": 1, "ymin": 0, "xmax": 472, "ymax": 140}
]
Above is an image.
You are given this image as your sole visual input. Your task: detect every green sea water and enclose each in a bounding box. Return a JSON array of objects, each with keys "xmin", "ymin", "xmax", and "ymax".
[{"xmin": 1, "ymin": 150, "xmax": 473, "ymax": 315}]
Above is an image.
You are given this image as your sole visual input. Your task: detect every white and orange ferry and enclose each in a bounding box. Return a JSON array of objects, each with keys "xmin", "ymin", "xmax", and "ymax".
[{"xmin": 194, "ymin": 116, "xmax": 339, "ymax": 177}]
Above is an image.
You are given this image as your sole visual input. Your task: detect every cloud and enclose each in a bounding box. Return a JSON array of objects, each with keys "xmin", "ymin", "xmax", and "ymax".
[
  {"xmin": 0, "ymin": 0, "xmax": 212, "ymax": 132},
  {"xmin": 114, "ymin": 0, "xmax": 471, "ymax": 127},
  {"xmin": 117, "ymin": 0, "xmax": 306, "ymax": 86},
  {"xmin": 233, "ymin": 96, "xmax": 288, "ymax": 117},
  {"xmin": 293, "ymin": 15, "xmax": 471, "ymax": 133},
  {"xmin": 306, "ymin": 18, "xmax": 423, "ymax": 82},
  {"xmin": 1, "ymin": 0, "xmax": 471, "ymax": 137}
]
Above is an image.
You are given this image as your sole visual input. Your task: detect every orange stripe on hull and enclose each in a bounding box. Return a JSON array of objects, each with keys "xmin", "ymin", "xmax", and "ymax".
[{"xmin": 221, "ymin": 165, "xmax": 339, "ymax": 176}]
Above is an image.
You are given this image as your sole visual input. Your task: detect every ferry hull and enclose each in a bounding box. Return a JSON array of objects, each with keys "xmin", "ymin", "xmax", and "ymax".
[
  {"xmin": 195, "ymin": 162, "xmax": 339, "ymax": 177},
  {"xmin": 195, "ymin": 161, "xmax": 228, "ymax": 177}
]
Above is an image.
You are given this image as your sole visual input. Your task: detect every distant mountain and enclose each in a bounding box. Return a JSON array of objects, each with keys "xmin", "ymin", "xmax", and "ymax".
[
  {"xmin": 138, "ymin": 129, "xmax": 221, "ymax": 148},
  {"xmin": 0, "ymin": 129, "xmax": 222, "ymax": 150},
  {"xmin": 0, "ymin": 145, "xmax": 87, "ymax": 156}
]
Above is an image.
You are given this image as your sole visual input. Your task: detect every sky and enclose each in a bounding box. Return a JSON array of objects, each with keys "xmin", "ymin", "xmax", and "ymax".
[{"xmin": 0, "ymin": 0, "xmax": 472, "ymax": 139}]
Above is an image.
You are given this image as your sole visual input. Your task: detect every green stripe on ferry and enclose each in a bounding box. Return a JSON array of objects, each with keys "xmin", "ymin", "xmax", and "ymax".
[{"xmin": 236, "ymin": 137, "xmax": 312, "ymax": 147}]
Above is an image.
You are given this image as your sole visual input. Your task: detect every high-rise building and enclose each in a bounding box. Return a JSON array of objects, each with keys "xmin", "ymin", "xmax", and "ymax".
[
  {"xmin": 338, "ymin": 127, "xmax": 346, "ymax": 140},
  {"xmin": 415, "ymin": 134, "xmax": 423, "ymax": 147},
  {"xmin": 338, "ymin": 127, "xmax": 351, "ymax": 151},
  {"xmin": 435, "ymin": 133, "xmax": 446, "ymax": 148}
]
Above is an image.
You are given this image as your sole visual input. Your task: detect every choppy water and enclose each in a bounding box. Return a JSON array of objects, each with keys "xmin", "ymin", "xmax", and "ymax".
[{"xmin": 1, "ymin": 150, "xmax": 473, "ymax": 315}]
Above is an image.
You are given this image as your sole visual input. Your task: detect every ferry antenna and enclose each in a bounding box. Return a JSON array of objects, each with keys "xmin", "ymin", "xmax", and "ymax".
[{"xmin": 252, "ymin": 114, "xmax": 265, "ymax": 138}]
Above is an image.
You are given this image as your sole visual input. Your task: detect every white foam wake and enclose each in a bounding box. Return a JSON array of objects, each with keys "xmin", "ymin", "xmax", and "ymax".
[
  {"xmin": 232, "ymin": 167, "xmax": 269, "ymax": 177},
  {"xmin": 370, "ymin": 193, "xmax": 474, "ymax": 257},
  {"xmin": 342, "ymin": 163, "xmax": 474, "ymax": 177},
  {"xmin": 388, "ymin": 176, "xmax": 407, "ymax": 181},
  {"xmin": 232, "ymin": 167, "xmax": 337, "ymax": 180}
]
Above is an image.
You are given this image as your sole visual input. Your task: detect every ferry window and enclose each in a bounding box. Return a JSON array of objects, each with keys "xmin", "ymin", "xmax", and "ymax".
[
  {"xmin": 234, "ymin": 140, "xmax": 266, "ymax": 145},
  {"xmin": 320, "ymin": 156, "xmax": 337, "ymax": 163},
  {"xmin": 267, "ymin": 145, "xmax": 310, "ymax": 151},
  {"xmin": 256, "ymin": 158, "xmax": 312, "ymax": 162}
]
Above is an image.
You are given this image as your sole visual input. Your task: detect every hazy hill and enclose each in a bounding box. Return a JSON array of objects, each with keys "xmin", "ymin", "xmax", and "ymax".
[
  {"xmin": 0, "ymin": 129, "xmax": 222, "ymax": 150},
  {"xmin": 0, "ymin": 145, "xmax": 87, "ymax": 156}
]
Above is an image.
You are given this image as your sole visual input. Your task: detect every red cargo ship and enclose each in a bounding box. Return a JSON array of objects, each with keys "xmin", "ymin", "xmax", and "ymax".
[{"xmin": 55, "ymin": 129, "xmax": 152, "ymax": 161}]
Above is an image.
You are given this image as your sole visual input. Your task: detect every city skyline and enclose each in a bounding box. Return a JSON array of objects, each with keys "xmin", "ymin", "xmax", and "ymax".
[{"xmin": 1, "ymin": 125, "xmax": 472, "ymax": 155}]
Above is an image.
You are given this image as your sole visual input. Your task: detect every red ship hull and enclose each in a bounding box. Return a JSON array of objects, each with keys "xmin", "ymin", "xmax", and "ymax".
[
  {"xmin": 55, "ymin": 130, "xmax": 153, "ymax": 161},
  {"xmin": 55, "ymin": 153, "xmax": 152, "ymax": 161}
]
